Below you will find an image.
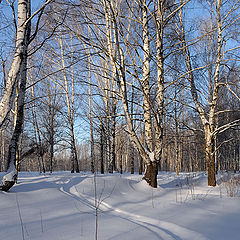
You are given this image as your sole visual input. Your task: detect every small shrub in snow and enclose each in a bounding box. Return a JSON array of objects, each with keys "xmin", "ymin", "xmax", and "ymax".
[{"xmin": 220, "ymin": 173, "xmax": 240, "ymax": 198}]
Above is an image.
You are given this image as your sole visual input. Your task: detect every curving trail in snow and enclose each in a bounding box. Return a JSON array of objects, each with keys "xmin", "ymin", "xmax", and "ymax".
[
  {"xmin": 1, "ymin": 172, "xmax": 240, "ymax": 240},
  {"xmin": 91, "ymin": 200, "xmax": 208, "ymax": 240},
  {"xmin": 66, "ymin": 176, "xmax": 209, "ymax": 240}
]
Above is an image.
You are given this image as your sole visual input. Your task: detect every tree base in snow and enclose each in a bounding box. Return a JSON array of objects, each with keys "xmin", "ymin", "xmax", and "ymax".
[
  {"xmin": 142, "ymin": 161, "xmax": 158, "ymax": 188},
  {"xmin": 0, "ymin": 181, "xmax": 15, "ymax": 192},
  {"xmin": 208, "ymin": 166, "xmax": 216, "ymax": 187}
]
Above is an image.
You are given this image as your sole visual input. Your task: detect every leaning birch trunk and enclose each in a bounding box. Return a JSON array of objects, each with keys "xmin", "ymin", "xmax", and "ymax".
[
  {"xmin": 0, "ymin": 0, "xmax": 31, "ymax": 191},
  {"xmin": 0, "ymin": 0, "xmax": 31, "ymax": 128}
]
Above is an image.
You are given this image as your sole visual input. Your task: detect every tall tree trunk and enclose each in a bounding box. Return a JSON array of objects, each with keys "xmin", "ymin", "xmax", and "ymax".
[
  {"xmin": 1, "ymin": 0, "xmax": 31, "ymax": 191},
  {"xmin": 142, "ymin": 0, "xmax": 153, "ymax": 153},
  {"xmin": 89, "ymin": 53, "xmax": 95, "ymax": 174},
  {"xmin": 178, "ymin": 0, "xmax": 222, "ymax": 186},
  {"xmin": 90, "ymin": 118, "xmax": 95, "ymax": 174},
  {"xmin": 155, "ymin": 0, "xmax": 164, "ymax": 166}
]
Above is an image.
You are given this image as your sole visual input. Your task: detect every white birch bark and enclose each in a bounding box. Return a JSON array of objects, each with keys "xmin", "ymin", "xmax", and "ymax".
[
  {"xmin": 0, "ymin": 0, "xmax": 31, "ymax": 128},
  {"xmin": 1, "ymin": 0, "xmax": 53, "ymax": 190},
  {"xmin": 102, "ymin": 0, "xmax": 159, "ymax": 187},
  {"xmin": 155, "ymin": 0, "xmax": 164, "ymax": 164},
  {"xmin": 179, "ymin": 0, "xmax": 225, "ymax": 186},
  {"xmin": 142, "ymin": 0, "xmax": 153, "ymax": 153},
  {"xmin": 1, "ymin": 0, "xmax": 31, "ymax": 189},
  {"xmin": 102, "ymin": 0, "xmax": 150, "ymax": 163}
]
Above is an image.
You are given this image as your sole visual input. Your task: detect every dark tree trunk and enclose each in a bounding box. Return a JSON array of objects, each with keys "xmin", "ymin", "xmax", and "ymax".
[
  {"xmin": 139, "ymin": 156, "xmax": 143, "ymax": 175},
  {"xmin": 90, "ymin": 117, "xmax": 95, "ymax": 173},
  {"xmin": 111, "ymin": 128, "xmax": 116, "ymax": 172},
  {"xmin": 207, "ymin": 157, "xmax": 216, "ymax": 187},
  {"xmin": 206, "ymin": 142, "xmax": 216, "ymax": 186},
  {"xmin": 0, "ymin": 181, "xmax": 15, "ymax": 192},
  {"xmin": 70, "ymin": 138, "xmax": 79, "ymax": 173},
  {"xmin": 130, "ymin": 144, "xmax": 134, "ymax": 174},
  {"xmin": 142, "ymin": 161, "xmax": 158, "ymax": 188},
  {"xmin": 49, "ymin": 133, "xmax": 54, "ymax": 173},
  {"xmin": 70, "ymin": 121, "xmax": 79, "ymax": 173},
  {"xmin": 206, "ymin": 152, "xmax": 216, "ymax": 187},
  {"xmin": 111, "ymin": 102, "xmax": 117, "ymax": 172},
  {"xmin": 100, "ymin": 118, "xmax": 104, "ymax": 174},
  {"xmin": 40, "ymin": 147, "xmax": 46, "ymax": 173},
  {"xmin": 205, "ymin": 127, "xmax": 216, "ymax": 187},
  {"xmin": 120, "ymin": 154, "xmax": 123, "ymax": 174},
  {"xmin": 71, "ymin": 146, "xmax": 75, "ymax": 173},
  {"xmin": 74, "ymin": 149, "xmax": 80, "ymax": 173}
]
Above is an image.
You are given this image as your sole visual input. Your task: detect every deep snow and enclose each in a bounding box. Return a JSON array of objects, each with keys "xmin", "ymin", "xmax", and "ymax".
[{"xmin": 0, "ymin": 171, "xmax": 239, "ymax": 240}]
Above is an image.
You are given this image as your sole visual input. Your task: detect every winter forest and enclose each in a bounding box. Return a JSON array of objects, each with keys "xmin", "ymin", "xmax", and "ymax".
[{"xmin": 0, "ymin": 0, "xmax": 240, "ymax": 239}]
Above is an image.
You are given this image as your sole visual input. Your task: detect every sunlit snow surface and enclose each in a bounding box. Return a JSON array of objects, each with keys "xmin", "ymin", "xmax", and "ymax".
[{"xmin": 0, "ymin": 171, "xmax": 239, "ymax": 240}]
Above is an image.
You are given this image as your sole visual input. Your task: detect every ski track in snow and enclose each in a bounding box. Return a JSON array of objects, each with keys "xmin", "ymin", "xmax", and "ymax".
[
  {"xmin": 2, "ymin": 172, "xmax": 239, "ymax": 240},
  {"xmin": 57, "ymin": 176, "xmax": 209, "ymax": 240}
]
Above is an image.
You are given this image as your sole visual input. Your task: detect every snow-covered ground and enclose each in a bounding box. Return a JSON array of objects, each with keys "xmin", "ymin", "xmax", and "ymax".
[{"xmin": 0, "ymin": 171, "xmax": 239, "ymax": 240}]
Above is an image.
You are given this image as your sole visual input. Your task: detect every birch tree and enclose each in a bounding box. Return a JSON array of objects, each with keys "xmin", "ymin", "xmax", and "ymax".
[
  {"xmin": 100, "ymin": 0, "xmax": 189, "ymax": 187},
  {"xmin": 0, "ymin": 0, "xmax": 53, "ymax": 191},
  {"xmin": 177, "ymin": 0, "xmax": 240, "ymax": 186}
]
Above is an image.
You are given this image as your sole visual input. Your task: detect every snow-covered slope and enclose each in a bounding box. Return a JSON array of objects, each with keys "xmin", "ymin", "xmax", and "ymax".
[{"xmin": 0, "ymin": 172, "xmax": 239, "ymax": 240}]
